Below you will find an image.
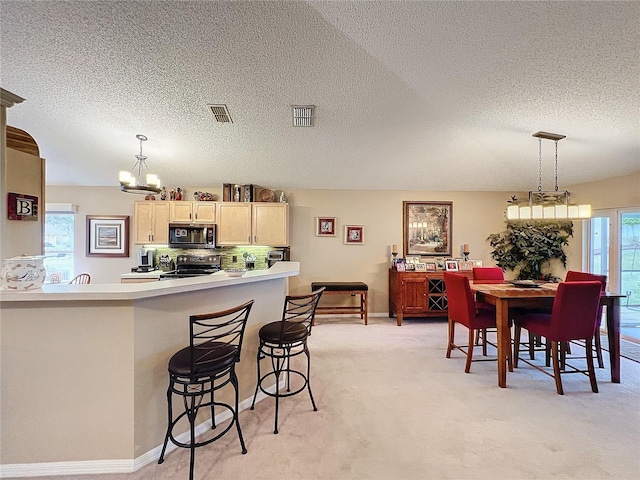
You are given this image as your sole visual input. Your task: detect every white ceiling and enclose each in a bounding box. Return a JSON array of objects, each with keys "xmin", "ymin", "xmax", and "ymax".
[{"xmin": 1, "ymin": 1, "xmax": 638, "ymax": 192}]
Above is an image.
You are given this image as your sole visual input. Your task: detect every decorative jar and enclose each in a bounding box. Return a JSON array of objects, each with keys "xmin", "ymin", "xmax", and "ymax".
[{"xmin": 0, "ymin": 255, "xmax": 46, "ymax": 290}]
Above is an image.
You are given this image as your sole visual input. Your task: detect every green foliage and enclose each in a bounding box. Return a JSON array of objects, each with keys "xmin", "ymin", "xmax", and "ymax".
[{"xmin": 487, "ymin": 221, "xmax": 574, "ymax": 281}]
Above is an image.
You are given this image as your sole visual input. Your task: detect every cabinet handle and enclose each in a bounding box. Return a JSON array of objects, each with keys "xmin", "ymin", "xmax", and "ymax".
[
  {"xmin": 195, "ymin": 212, "xmax": 198, "ymax": 220},
  {"xmin": 247, "ymin": 235, "xmax": 251, "ymax": 243},
  {"xmin": 254, "ymin": 235, "xmax": 257, "ymax": 243},
  {"xmin": 190, "ymin": 213, "xmax": 192, "ymax": 219}
]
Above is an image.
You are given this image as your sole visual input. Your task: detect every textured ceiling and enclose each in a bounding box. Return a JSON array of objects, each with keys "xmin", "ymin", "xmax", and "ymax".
[{"xmin": 1, "ymin": 1, "xmax": 638, "ymax": 192}]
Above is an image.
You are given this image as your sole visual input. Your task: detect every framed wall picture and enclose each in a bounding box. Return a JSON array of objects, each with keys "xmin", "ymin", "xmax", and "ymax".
[
  {"xmin": 315, "ymin": 217, "xmax": 336, "ymax": 236},
  {"xmin": 86, "ymin": 215, "xmax": 130, "ymax": 257},
  {"xmin": 344, "ymin": 225, "xmax": 364, "ymax": 245},
  {"xmin": 445, "ymin": 260, "xmax": 459, "ymax": 272},
  {"xmin": 402, "ymin": 201, "xmax": 452, "ymax": 257}
]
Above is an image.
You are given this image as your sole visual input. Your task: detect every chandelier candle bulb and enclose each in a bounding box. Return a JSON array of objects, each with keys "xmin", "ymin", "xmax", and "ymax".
[
  {"xmin": 543, "ymin": 206, "xmax": 555, "ymax": 219},
  {"xmin": 579, "ymin": 204, "xmax": 591, "ymax": 218},
  {"xmin": 507, "ymin": 205, "xmax": 519, "ymax": 220},
  {"xmin": 532, "ymin": 205, "xmax": 544, "ymax": 219}
]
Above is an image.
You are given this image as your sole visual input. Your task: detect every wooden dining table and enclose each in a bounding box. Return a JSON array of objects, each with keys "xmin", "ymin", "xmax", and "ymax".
[{"xmin": 470, "ymin": 281, "xmax": 625, "ymax": 388}]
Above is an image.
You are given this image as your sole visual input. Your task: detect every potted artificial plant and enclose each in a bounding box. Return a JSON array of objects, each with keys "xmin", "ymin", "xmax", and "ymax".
[{"xmin": 487, "ymin": 219, "xmax": 574, "ymax": 281}]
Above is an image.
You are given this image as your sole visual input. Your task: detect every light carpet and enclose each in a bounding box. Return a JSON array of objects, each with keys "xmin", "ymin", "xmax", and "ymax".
[{"xmin": 30, "ymin": 317, "xmax": 640, "ymax": 480}]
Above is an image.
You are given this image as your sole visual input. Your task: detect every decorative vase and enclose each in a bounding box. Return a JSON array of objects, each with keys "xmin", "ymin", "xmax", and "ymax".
[{"xmin": 1, "ymin": 255, "xmax": 46, "ymax": 290}]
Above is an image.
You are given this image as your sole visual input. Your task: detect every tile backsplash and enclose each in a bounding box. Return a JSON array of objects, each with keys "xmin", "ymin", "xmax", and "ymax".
[{"xmin": 150, "ymin": 246, "xmax": 275, "ymax": 270}]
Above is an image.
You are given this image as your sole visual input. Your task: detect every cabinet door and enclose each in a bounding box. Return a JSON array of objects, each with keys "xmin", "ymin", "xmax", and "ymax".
[
  {"xmin": 252, "ymin": 203, "xmax": 289, "ymax": 246},
  {"xmin": 194, "ymin": 202, "xmax": 216, "ymax": 223},
  {"xmin": 401, "ymin": 275, "xmax": 428, "ymax": 312},
  {"xmin": 134, "ymin": 202, "xmax": 153, "ymax": 244},
  {"xmin": 169, "ymin": 202, "xmax": 193, "ymax": 222},
  {"xmin": 217, "ymin": 203, "xmax": 251, "ymax": 245},
  {"xmin": 151, "ymin": 202, "xmax": 170, "ymax": 244}
]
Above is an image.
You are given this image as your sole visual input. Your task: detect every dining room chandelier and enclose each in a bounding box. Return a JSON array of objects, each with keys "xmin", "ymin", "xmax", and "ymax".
[
  {"xmin": 506, "ymin": 131, "xmax": 591, "ymax": 221},
  {"xmin": 118, "ymin": 134, "xmax": 161, "ymax": 195}
]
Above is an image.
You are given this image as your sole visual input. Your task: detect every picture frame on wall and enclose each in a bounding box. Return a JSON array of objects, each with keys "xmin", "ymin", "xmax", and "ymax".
[
  {"xmin": 315, "ymin": 217, "xmax": 336, "ymax": 236},
  {"xmin": 86, "ymin": 215, "xmax": 130, "ymax": 257},
  {"xmin": 402, "ymin": 201, "xmax": 452, "ymax": 257},
  {"xmin": 343, "ymin": 225, "xmax": 364, "ymax": 245}
]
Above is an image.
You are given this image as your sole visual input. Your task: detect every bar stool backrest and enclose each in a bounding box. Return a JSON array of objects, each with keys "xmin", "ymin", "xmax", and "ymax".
[
  {"xmin": 277, "ymin": 287, "xmax": 326, "ymax": 344},
  {"xmin": 189, "ymin": 300, "xmax": 254, "ymax": 376},
  {"xmin": 69, "ymin": 273, "xmax": 91, "ymax": 284}
]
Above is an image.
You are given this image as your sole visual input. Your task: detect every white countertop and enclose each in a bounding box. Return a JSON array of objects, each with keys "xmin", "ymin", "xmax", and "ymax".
[
  {"xmin": 0, "ymin": 261, "xmax": 300, "ymax": 302},
  {"xmin": 121, "ymin": 270, "xmax": 165, "ymax": 279}
]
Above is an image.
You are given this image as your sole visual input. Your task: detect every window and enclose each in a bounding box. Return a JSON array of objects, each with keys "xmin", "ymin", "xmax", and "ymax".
[{"xmin": 44, "ymin": 212, "xmax": 74, "ymax": 283}]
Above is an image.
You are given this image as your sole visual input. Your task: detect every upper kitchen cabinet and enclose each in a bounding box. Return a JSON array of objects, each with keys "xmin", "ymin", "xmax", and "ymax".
[
  {"xmin": 252, "ymin": 202, "xmax": 289, "ymax": 246},
  {"xmin": 134, "ymin": 201, "xmax": 170, "ymax": 244},
  {"xmin": 217, "ymin": 202, "xmax": 289, "ymax": 246},
  {"xmin": 169, "ymin": 201, "xmax": 216, "ymax": 223}
]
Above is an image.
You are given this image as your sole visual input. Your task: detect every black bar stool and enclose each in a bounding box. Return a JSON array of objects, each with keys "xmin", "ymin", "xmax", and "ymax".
[
  {"xmin": 250, "ymin": 288, "xmax": 325, "ymax": 434},
  {"xmin": 158, "ymin": 300, "xmax": 254, "ymax": 480}
]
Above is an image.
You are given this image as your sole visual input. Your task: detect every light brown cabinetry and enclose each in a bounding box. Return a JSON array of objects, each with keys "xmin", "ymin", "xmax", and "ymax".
[
  {"xmin": 217, "ymin": 202, "xmax": 289, "ymax": 246},
  {"xmin": 388, "ymin": 269, "xmax": 472, "ymax": 326},
  {"xmin": 134, "ymin": 201, "xmax": 170, "ymax": 244},
  {"xmin": 169, "ymin": 201, "xmax": 216, "ymax": 223}
]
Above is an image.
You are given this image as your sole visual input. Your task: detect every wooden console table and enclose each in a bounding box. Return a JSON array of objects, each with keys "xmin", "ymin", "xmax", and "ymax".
[{"xmin": 388, "ymin": 269, "xmax": 472, "ymax": 326}]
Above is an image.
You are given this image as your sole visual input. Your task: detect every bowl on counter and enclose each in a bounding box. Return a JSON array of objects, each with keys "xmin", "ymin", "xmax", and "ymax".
[{"xmin": 225, "ymin": 268, "xmax": 247, "ymax": 278}]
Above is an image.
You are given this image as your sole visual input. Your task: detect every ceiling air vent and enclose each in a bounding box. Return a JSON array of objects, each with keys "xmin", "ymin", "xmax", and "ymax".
[
  {"xmin": 292, "ymin": 105, "xmax": 314, "ymax": 127},
  {"xmin": 207, "ymin": 104, "xmax": 233, "ymax": 123}
]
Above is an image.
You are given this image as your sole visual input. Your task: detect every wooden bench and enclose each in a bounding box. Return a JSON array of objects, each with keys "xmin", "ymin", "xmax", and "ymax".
[{"xmin": 310, "ymin": 282, "xmax": 368, "ymax": 325}]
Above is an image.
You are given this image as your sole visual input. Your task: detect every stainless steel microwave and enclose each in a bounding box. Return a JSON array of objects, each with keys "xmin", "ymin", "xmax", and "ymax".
[{"xmin": 168, "ymin": 223, "xmax": 216, "ymax": 249}]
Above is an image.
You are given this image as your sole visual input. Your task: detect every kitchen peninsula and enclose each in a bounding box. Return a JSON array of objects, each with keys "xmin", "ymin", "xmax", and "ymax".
[{"xmin": 0, "ymin": 262, "xmax": 299, "ymax": 476}]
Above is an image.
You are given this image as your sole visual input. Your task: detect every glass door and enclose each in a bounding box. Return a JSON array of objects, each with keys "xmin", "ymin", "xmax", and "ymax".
[{"xmin": 588, "ymin": 208, "xmax": 640, "ymax": 342}]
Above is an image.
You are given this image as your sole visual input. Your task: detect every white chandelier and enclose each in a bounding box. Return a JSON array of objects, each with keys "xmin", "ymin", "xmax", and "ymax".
[
  {"xmin": 118, "ymin": 134, "xmax": 161, "ymax": 195},
  {"xmin": 506, "ymin": 131, "xmax": 591, "ymax": 221}
]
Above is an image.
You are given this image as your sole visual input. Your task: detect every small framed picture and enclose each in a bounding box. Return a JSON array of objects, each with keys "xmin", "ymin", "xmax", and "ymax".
[
  {"xmin": 415, "ymin": 263, "xmax": 427, "ymax": 271},
  {"xmin": 445, "ymin": 260, "xmax": 459, "ymax": 272},
  {"xmin": 395, "ymin": 258, "xmax": 406, "ymax": 271},
  {"xmin": 344, "ymin": 225, "xmax": 364, "ymax": 245},
  {"xmin": 315, "ymin": 217, "xmax": 336, "ymax": 236},
  {"xmin": 405, "ymin": 255, "xmax": 421, "ymax": 265},
  {"xmin": 458, "ymin": 261, "xmax": 473, "ymax": 271},
  {"xmin": 435, "ymin": 257, "xmax": 445, "ymax": 270},
  {"xmin": 425, "ymin": 262, "xmax": 437, "ymax": 272},
  {"xmin": 470, "ymin": 260, "xmax": 483, "ymax": 268},
  {"xmin": 406, "ymin": 263, "xmax": 416, "ymax": 271}
]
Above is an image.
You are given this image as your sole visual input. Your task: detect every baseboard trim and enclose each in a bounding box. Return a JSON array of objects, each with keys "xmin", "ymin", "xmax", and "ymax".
[{"xmin": 0, "ymin": 386, "xmax": 280, "ymax": 478}]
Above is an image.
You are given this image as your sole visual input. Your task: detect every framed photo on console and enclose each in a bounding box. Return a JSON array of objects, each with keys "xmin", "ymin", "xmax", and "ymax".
[
  {"xmin": 425, "ymin": 262, "xmax": 437, "ymax": 272},
  {"xmin": 445, "ymin": 260, "xmax": 459, "ymax": 272},
  {"xmin": 403, "ymin": 201, "xmax": 452, "ymax": 257}
]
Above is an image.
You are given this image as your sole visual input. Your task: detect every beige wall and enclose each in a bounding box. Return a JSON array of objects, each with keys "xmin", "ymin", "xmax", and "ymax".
[{"xmin": 48, "ymin": 173, "xmax": 639, "ymax": 312}]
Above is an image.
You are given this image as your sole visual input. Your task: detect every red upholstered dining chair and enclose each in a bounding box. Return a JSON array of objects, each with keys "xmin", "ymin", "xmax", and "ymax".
[
  {"xmin": 471, "ymin": 267, "xmax": 504, "ymax": 354},
  {"xmin": 513, "ymin": 281, "xmax": 602, "ymax": 395},
  {"xmin": 565, "ymin": 271, "xmax": 607, "ymax": 368},
  {"xmin": 444, "ymin": 272, "xmax": 504, "ymax": 373}
]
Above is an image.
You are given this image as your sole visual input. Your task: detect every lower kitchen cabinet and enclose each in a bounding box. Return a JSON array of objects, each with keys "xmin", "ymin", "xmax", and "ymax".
[{"xmin": 388, "ymin": 269, "xmax": 472, "ymax": 326}]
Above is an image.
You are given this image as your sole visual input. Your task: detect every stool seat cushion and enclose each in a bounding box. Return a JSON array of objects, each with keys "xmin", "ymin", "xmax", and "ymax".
[
  {"xmin": 168, "ymin": 342, "xmax": 237, "ymax": 377},
  {"xmin": 259, "ymin": 321, "xmax": 308, "ymax": 344},
  {"xmin": 311, "ymin": 281, "xmax": 368, "ymax": 291}
]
